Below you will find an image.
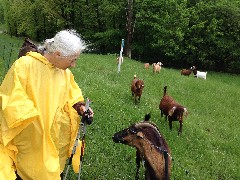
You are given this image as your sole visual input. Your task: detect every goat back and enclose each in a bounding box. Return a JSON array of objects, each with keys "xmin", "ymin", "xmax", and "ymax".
[{"xmin": 159, "ymin": 95, "xmax": 177, "ymax": 115}]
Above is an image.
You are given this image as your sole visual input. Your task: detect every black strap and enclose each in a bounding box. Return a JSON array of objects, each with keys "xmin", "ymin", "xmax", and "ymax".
[
  {"xmin": 15, "ymin": 172, "xmax": 22, "ymax": 180},
  {"xmin": 163, "ymin": 151, "xmax": 169, "ymax": 180}
]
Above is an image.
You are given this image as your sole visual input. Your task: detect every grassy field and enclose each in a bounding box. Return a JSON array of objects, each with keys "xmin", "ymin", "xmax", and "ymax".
[
  {"xmin": 0, "ymin": 33, "xmax": 24, "ymax": 82},
  {"xmin": 1, "ymin": 34, "xmax": 240, "ymax": 179}
]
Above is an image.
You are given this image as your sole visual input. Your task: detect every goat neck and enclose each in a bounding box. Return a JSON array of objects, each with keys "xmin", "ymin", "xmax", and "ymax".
[{"xmin": 134, "ymin": 124, "xmax": 171, "ymax": 180}]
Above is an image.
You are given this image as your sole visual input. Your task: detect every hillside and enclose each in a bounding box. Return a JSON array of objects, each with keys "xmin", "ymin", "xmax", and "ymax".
[{"xmin": 70, "ymin": 54, "xmax": 240, "ymax": 179}]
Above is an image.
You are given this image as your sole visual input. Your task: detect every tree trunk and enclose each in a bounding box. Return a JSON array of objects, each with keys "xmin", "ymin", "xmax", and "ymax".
[{"xmin": 125, "ymin": 0, "xmax": 134, "ymax": 59}]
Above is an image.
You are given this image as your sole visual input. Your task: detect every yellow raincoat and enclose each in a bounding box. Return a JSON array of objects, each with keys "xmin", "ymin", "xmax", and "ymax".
[{"xmin": 0, "ymin": 52, "xmax": 84, "ymax": 179}]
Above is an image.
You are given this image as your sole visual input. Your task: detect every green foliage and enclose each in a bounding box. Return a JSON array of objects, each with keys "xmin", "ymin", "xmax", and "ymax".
[
  {"xmin": 75, "ymin": 0, "xmax": 126, "ymax": 53},
  {"xmin": 0, "ymin": 34, "xmax": 23, "ymax": 82},
  {"xmin": 184, "ymin": 2, "xmax": 240, "ymax": 72},
  {"xmin": 0, "ymin": 0, "xmax": 4, "ymax": 24},
  {"xmin": 1, "ymin": 0, "xmax": 240, "ymax": 73},
  {"xmin": 134, "ymin": 0, "xmax": 190, "ymax": 61}
]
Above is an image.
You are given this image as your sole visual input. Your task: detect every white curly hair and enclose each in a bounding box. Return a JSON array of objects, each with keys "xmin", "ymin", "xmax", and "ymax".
[{"xmin": 43, "ymin": 29, "xmax": 86, "ymax": 57}]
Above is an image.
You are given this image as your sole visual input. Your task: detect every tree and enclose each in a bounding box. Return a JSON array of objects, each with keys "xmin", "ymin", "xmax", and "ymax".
[
  {"xmin": 2, "ymin": 0, "xmax": 240, "ymax": 73},
  {"xmin": 125, "ymin": 0, "xmax": 134, "ymax": 58},
  {"xmin": 0, "ymin": 0, "xmax": 4, "ymax": 24}
]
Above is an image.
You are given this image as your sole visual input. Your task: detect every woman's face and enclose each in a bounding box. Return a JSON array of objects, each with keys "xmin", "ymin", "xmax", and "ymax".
[{"xmin": 53, "ymin": 52, "xmax": 80, "ymax": 70}]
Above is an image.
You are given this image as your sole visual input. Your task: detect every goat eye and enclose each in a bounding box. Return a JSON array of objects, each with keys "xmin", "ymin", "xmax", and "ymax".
[
  {"xmin": 129, "ymin": 128, "xmax": 137, "ymax": 134},
  {"xmin": 123, "ymin": 131, "xmax": 129, "ymax": 136}
]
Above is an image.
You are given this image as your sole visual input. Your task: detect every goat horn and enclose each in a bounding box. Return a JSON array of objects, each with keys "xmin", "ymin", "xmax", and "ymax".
[
  {"xmin": 135, "ymin": 122, "xmax": 162, "ymax": 137},
  {"xmin": 135, "ymin": 122, "xmax": 155, "ymax": 128}
]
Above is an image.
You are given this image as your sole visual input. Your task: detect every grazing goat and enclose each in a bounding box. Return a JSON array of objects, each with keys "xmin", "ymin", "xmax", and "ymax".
[
  {"xmin": 180, "ymin": 66, "xmax": 197, "ymax": 76},
  {"xmin": 159, "ymin": 86, "xmax": 188, "ymax": 135},
  {"xmin": 18, "ymin": 37, "xmax": 43, "ymax": 58},
  {"xmin": 195, "ymin": 71, "xmax": 207, "ymax": 80},
  {"xmin": 144, "ymin": 63, "xmax": 150, "ymax": 69},
  {"xmin": 180, "ymin": 66, "xmax": 192, "ymax": 76},
  {"xmin": 112, "ymin": 114, "xmax": 171, "ymax": 180},
  {"xmin": 131, "ymin": 75, "xmax": 144, "ymax": 104},
  {"xmin": 152, "ymin": 62, "xmax": 163, "ymax": 73}
]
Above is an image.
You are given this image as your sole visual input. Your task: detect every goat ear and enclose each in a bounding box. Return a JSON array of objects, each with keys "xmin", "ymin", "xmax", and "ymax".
[
  {"xmin": 184, "ymin": 108, "xmax": 188, "ymax": 118},
  {"xmin": 136, "ymin": 132, "xmax": 144, "ymax": 139},
  {"xmin": 168, "ymin": 106, "xmax": 176, "ymax": 116}
]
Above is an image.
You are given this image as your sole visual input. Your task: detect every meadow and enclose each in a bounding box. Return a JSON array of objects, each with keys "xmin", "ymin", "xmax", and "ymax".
[{"xmin": 1, "ymin": 34, "xmax": 240, "ymax": 179}]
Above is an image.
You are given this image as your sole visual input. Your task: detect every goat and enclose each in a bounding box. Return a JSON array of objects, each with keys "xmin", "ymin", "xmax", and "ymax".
[
  {"xmin": 180, "ymin": 66, "xmax": 197, "ymax": 76},
  {"xmin": 195, "ymin": 71, "xmax": 207, "ymax": 80},
  {"xmin": 112, "ymin": 114, "xmax": 171, "ymax": 180},
  {"xmin": 152, "ymin": 62, "xmax": 163, "ymax": 73},
  {"xmin": 144, "ymin": 63, "xmax": 150, "ymax": 69},
  {"xmin": 180, "ymin": 66, "xmax": 193, "ymax": 76},
  {"xmin": 131, "ymin": 75, "xmax": 144, "ymax": 104},
  {"xmin": 18, "ymin": 37, "xmax": 43, "ymax": 58},
  {"xmin": 159, "ymin": 86, "xmax": 188, "ymax": 135}
]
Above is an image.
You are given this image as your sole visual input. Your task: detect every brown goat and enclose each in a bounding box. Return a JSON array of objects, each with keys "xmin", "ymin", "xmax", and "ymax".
[
  {"xmin": 18, "ymin": 37, "xmax": 44, "ymax": 58},
  {"xmin": 159, "ymin": 86, "xmax": 188, "ymax": 135},
  {"xmin": 180, "ymin": 66, "xmax": 197, "ymax": 76},
  {"xmin": 144, "ymin": 63, "xmax": 150, "ymax": 69},
  {"xmin": 131, "ymin": 75, "xmax": 144, "ymax": 104},
  {"xmin": 112, "ymin": 114, "xmax": 171, "ymax": 180},
  {"xmin": 180, "ymin": 69, "xmax": 192, "ymax": 76}
]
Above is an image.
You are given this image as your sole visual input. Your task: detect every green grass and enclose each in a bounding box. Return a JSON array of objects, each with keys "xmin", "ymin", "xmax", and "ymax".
[
  {"xmin": 0, "ymin": 34, "xmax": 24, "ymax": 82},
  {"xmin": 70, "ymin": 54, "xmax": 240, "ymax": 180},
  {"xmin": 1, "ymin": 34, "xmax": 240, "ymax": 179}
]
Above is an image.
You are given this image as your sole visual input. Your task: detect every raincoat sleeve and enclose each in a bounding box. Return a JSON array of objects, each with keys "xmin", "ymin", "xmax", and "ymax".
[
  {"xmin": 0, "ymin": 59, "xmax": 39, "ymax": 179},
  {"xmin": 1, "ymin": 58, "xmax": 39, "ymax": 144},
  {"xmin": 0, "ymin": 144, "xmax": 17, "ymax": 180}
]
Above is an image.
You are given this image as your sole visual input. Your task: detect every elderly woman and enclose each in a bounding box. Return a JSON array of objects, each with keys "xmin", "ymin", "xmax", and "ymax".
[{"xmin": 0, "ymin": 30, "xmax": 93, "ymax": 180}]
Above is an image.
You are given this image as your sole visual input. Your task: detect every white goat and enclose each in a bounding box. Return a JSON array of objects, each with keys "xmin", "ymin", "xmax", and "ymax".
[{"xmin": 196, "ymin": 71, "xmax": 207, "ymax": 80}]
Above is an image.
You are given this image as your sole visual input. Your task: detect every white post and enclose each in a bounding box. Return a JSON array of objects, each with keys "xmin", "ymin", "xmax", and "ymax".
[{"xmin": 118, "ymin": 39, "xmax": 124, "ymax": 73}]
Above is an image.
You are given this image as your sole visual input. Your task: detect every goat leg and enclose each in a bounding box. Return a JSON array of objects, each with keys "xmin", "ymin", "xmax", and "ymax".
[
  {"xmin": 169, "ymin": 119, "xmax": 173, "ymax": 130},
  {"xmin": 135, "ymin": 150, "xmax": 141, "ymax": 180},
  {"xmin": 160, "ymin": 110, "xmax": 163, "ymax": 117},
  {"xmin": 178, "ymin": 120, "xmax": 183, "ymax": 135}
]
